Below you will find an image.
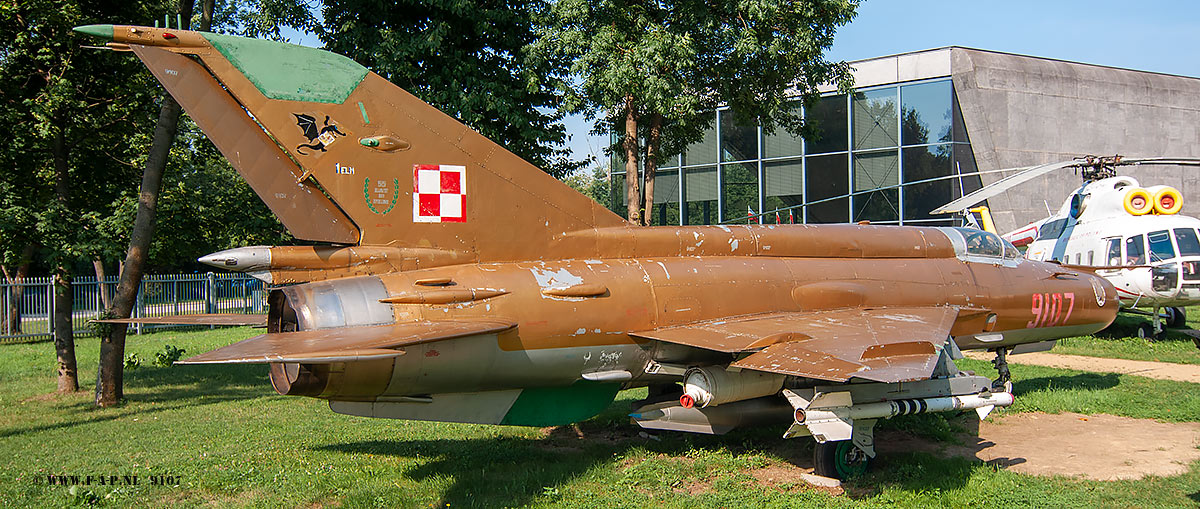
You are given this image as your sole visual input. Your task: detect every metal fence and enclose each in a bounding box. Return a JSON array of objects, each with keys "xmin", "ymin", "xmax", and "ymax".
[{"xmin": 0, "ymin": 272, "xmax": 267, "ymax": 344}]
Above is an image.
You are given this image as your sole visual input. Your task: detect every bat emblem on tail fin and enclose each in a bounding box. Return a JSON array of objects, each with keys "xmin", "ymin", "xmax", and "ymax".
[{"xmin": 293, "ymin": 113, "xmax": 345, "ymax": 155}]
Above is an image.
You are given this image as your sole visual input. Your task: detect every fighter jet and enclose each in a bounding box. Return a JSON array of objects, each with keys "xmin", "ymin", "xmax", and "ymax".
[{"xmin": 77, "ymin": 23, "xmax": 1118, "ymax": 478}]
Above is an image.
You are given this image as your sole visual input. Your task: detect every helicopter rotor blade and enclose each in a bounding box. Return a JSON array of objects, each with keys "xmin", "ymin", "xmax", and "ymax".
[{"xmin": 931, "ymin": 160, "xmax": 1078, "ymax": 215}]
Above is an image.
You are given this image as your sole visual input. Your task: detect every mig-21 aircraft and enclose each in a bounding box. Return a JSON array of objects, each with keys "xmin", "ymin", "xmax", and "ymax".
[{"xmin": 77, "ymin": 23, "xmax": 1118, "ymax": 478}]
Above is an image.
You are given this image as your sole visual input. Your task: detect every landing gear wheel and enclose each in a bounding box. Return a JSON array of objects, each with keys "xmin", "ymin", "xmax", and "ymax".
[
  {"xmin": 814, "ymin": 440, "xmax": 871, "ymax": 479},
  {"xmin": 1168, "ymin": 307, "xmax": 1187, "ymax": 329},
  {"xmin": 1136, "ymin": 322, "xmax": 1154, "ymax": 340}
]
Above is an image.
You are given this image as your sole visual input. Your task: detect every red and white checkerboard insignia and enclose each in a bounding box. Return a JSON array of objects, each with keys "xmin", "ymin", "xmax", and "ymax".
[{"xmin": 413, "ymin": 164, "xmax": 466, "ymax": 223}]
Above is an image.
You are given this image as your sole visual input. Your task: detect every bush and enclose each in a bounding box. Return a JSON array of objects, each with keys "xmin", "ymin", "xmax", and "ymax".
[{"xmin": 153, "ymin": 345, "xmax": 186, "ymax": 367}]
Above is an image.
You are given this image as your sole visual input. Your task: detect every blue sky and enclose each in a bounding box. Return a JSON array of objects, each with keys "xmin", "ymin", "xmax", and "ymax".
[{"xmin": 285, "ymin": 2, "xmax": 1200, "ymax": 168}]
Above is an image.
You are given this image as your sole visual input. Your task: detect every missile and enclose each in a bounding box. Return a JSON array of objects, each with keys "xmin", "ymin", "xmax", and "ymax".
[{"xmin": 198, "ymin": 245, "xmax": 471, "ymax": 284}]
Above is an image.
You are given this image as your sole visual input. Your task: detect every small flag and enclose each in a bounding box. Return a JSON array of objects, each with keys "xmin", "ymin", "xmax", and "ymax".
[
  {"xmin": 747, "ymin": 205, "xmax": 756, "ymax": 224},
  {"xmin": 775, "ymin": 211, "xmax": 781, "ymax": 224},
  {"xmin": 789, "ymin": 209, "xmax": 795, "ymax": 224}
]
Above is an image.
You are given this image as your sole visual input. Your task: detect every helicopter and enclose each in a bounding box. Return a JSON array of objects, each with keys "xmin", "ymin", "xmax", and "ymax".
[{"xmin": 934, "ymin": 156, "xmax": 1200, "ymax": 338}]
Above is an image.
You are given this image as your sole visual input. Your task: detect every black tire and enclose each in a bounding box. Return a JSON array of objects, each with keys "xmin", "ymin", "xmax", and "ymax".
[
  {"xmin": 1136, "ymin": 322, "xmax": 1154, "ymax": 339},
  {"xmin": 1169, "ymin": 307, "xmax": 1188, "ymax": 329},
  {"xmin": 813, "ymin": 440, "xmax": 871, "ymax": 479}
]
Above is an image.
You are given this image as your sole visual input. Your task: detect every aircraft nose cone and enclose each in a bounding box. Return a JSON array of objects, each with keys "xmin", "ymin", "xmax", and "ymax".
[
  {"xmin": 198, "ymin": 246, "xmax": 272, "ymax": 271},
  {"xmin": 73, "ymin": 24, "xmax": 114, "ymax": 39}
]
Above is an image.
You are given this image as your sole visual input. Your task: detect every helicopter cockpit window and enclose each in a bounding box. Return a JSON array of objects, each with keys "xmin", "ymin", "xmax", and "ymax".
[
  {"xmin": 1125, "ymin": 234, "xmax": 1146, "ymax": 265},
  {"xmin": 1174, "ymin": 228, "xmax": 1200, "ymax": 257},
  {"xmin": 1037, "ymin": 218, "xmax": 1067, "ymax": 241},
  {"xmin": 1148, "ymin": 230, "xmax": 1176, "ymax": 262}
]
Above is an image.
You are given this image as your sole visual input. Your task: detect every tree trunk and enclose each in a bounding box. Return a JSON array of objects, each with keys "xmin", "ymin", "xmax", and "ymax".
[
  {"xmin": 53, "ymin": 270, "xmax": 78, "ymax": 392},
  {"xmin": 52, "ymin": 128, "xmax": 78, "ymax": 393},
  {"xmin": 2, "ymin": 246, "xmax": 31, "ymax": 334},
  {"xmin": 642, "ymin": 114, "xmax": 663, "ymax": 226},
  {"xmin": 93, "ymin": 258, "xmax": 111, "ymax": 310},
  {"xmin": 622, "ymin": 95, "xmax": 642, "ymax": 225},
  {"xmin": 96, "ymin": 0, "xmax": 200, "ymax": 407}
]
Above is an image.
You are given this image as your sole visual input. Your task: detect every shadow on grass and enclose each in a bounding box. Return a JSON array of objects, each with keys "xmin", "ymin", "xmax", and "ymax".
[
  {"xmin": 1012, "ymin": 371, "xmax": 1121, "ymax": 395},
  {"xmin": 316, "ymin": 404, "xmax": 980, "ymax": 507},
  {"xmin": 0, "ymin": 363, "xmax": 271, "ymax": 439}
]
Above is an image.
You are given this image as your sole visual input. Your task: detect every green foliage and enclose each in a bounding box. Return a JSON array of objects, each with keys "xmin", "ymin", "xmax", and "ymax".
[
  {"xmin": 318, "ymin": 0, "xmax": 581, "ymax": 178},
  {"xmin": 152, "ymin": 344, "xmax": 186, "ymax": 367},
  {"xmin": 534, "ymin": 0, "xmax": 859, "ymax": 221},
  {"xmin": 123, "ymin": 353, "xmax": 142, "ymax": 370},
  {"xmin": 562, "ymin": 165, "xmax": 611, "ymax": 205},
  {"xmin": 0, "ymin": 0, "xmax": 167, "ymax": 271}
]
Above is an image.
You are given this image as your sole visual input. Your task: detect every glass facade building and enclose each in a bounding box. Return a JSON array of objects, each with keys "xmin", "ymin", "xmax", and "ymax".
[{"xmin": 610, "ymin": 78, "xmax": 983, "ymax": 226}]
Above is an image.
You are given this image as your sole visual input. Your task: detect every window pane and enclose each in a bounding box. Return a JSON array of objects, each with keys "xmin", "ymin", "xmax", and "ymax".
[
  {"xmin": 720, "ymin": 109, "xmax": 757, "ymax": 162},
  {"xmin": 805, "ymin": 153, "xmax": 848, "ymax": 223},
  {"xmin": 650, "ymin": 202, "xmax": 681, "ymax": 226},
  {"xmin": 652, "ymin": 171, "xmax": 679, "ymax": 204},
  {"xmin": 721, "ymin": 162, "xmax": 759, "ymax": 223},
  {"xmin": 609, "ymin": 173, "xmax": 626, "ymax": 216},
  {"xmin": 765, "ymin": 159, "xmax": 803, "ymax": 224},
  {"xmin": 763, "ymin": 102, "xmax": 804, "ymax": 158},
  {"xmin": 852, "ymin": 88, "xmax": 898, "ymax": 150},
  {"xmin": 1126, "ymin": 235, "xmax": 1145, "ymax": 265},
  {"xmin": 950, "ymin": 143, "xmax": 982, "ymax": 198},
  {"xmin": 1148, "ymin": 230, "xmax": 1176, "ymax": 261},
  {"xmin": 684, "ymin": 113, "xmax": 717, "ymax": 166},
  {"xmin": 1106, "ymin": 239, "xmax": 1121, "ymax": 265},
  {"xmin": 1176, "ymin": 228, "xmax": 1200, "ymax": 256},
  {"xmin": 853, "ymin": 151, "xmax": 899, "ymax": 222},
  {"xmin": 806, "ymin": 94, "xmax": 847, "ymax": 154},
  {"xmin": 684, "ymin": 166, "xmax": 717, "ymax": 225},
  {"xmin": 903, "ymin": 144, "xmax": 953, "ymax": 221},
  {"xmin": 952, "ymin": 86, "xmax": 969, "ymax": 143},
  {"xmin": 901, "ymin": 80, "xmax": 952, "ymax": 145}
]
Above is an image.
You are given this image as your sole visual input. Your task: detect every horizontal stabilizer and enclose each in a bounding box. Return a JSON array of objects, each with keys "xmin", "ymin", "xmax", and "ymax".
[
  {"xmin": 94, "ymin": 313, "xmax": 266, "ymax": 326},
  {"xmin": 179, "ymin": 318, "xmax": 515, "ymax": 364}
]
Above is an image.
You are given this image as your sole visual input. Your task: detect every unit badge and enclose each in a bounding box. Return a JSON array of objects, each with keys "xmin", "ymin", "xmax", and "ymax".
[
  {"xmin": 412, "ymin": 164, "xmax": 466, "ymax": 223},
  {"xmin": 292, "ymin": 113, "xmax": 345, "ymax": 155}
]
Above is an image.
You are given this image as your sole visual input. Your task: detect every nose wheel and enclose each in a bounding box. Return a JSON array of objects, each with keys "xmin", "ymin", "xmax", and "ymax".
[{"xmin": 990, "ymin": 347, "xmax": 1011, "ymax": 390}]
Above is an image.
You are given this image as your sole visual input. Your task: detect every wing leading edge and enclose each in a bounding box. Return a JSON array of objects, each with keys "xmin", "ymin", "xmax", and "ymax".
[
  {"xmin": 179, "ymin": 319, "xmax": 515, "ymax": 364},
  {"xmin": 630, "ymin": 307, "xmax": 960, "ymax": 383}
]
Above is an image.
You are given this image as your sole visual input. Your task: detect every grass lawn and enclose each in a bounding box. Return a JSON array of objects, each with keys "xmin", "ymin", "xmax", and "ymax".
[
  {"xmin": 1050, "ymin": 314, "xmax": 1200, "ymax": 365},
  {"xmin": 1, "ymin": 328, "xmax": 1198, "ymax": 507}
]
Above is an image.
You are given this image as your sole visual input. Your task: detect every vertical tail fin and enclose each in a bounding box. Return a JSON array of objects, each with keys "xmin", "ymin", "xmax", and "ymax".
[{"xmin": 89, "ymin": 25, "xmax": 625, "ymax": 262}]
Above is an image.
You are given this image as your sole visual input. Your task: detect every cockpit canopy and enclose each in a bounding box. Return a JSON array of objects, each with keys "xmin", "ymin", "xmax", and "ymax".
[{"xmin": 937, "ymin": 227, "xmax": 1022, "ymax": 263}]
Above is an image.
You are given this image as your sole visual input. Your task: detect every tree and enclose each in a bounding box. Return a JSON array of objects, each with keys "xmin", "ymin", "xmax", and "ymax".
[
  {"xmin": 0, "ymin": 0, "xmax": 167, "ymax": 392},
  {"xmin": 318, "ymin": 0, "xmax": 581, "ymax": 178},
  {"xmin": 95, "ymin": 0, "xmax": 310, "ymax": 406},
  {"xmin": 95, "ymin": 0, "xmax": 216, "ymax": 407},
  {"xmin": 534, "ymin": 0, "xmax": 858, "ymax": 225}
]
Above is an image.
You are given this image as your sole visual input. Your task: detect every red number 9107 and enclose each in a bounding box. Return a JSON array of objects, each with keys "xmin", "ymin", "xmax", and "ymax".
[{"xmin": 1027, "ymin": 292, "xmax": 1075, "ymax": 328}]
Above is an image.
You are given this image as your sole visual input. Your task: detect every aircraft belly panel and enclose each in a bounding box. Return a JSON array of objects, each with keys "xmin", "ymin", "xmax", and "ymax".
[{"xmin": 382, "ymin": 333, "xmax": 647, "ymax": 396}]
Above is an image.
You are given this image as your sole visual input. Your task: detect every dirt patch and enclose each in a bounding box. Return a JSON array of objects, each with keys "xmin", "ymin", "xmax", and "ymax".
[
  {"xmin": 878, "ymin": 412, "xmax": 1200, "ymax": 480},
  {"xmin": 964, "ymin": 351, "xmax": 1200, "ymax": 383},
  {"xmin": 748, "ymin": 465, "xmax": 844, "ymax": 496}
]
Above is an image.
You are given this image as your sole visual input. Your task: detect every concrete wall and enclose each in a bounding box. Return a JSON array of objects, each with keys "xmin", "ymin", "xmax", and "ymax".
[{"xmin": 951, "ymin": 48, "xmax": 1200, "ymax": 232}]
